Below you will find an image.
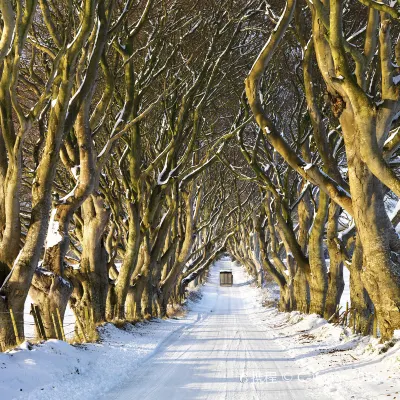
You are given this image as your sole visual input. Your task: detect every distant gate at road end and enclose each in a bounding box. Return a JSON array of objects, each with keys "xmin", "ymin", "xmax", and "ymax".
[{"xmin": 220, "ymin": 270, "xmax": 233, "ymax": 286}]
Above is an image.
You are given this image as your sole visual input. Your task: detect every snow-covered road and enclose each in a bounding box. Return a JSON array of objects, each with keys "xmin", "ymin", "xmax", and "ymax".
[
  {"xmin": 3, "ymin": 258, "xmax": 399, "ymax": 400},
  {"xmin": 105, "ymin": 259, "xmax": 328, "ymax": 400}
]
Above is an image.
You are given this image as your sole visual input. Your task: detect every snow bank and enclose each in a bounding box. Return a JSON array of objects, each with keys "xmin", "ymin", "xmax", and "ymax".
[
  {"xmin": 0, "ymin": 317, "xmax": 198, "ymax": 400},
  {"xmin": 256, "ymin": 308, "xmax": 400, "ymax": 399},
  {"xmin": 2, "ymin": 257, "xmax": 400, "ymax": 400}
]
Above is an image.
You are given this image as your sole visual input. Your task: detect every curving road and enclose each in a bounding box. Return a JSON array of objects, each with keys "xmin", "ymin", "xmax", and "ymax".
[{"xmin": 105, "ymin": 259, "xmax": 332, "ymax": 400}]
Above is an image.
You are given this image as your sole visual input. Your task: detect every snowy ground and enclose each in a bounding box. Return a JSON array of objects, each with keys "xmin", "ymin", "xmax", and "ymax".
[{"xmin": 1, "ymin": 258, "xmax": 400, "ymax": 399}]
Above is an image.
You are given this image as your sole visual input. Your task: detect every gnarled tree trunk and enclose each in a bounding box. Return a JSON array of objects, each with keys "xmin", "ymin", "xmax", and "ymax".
[{"xmin": 68, "ymin": 195, "xmax": 110, "ymax": 339}]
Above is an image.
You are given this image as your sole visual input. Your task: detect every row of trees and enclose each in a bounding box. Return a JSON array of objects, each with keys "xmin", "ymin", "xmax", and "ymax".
[
  {"xmin": 1, "ymin": 0, "xmax": 400, "ymax": 348},
  {"xmin": 234, "ymin": 0, "xmax": 400, "ymax": 341},
  {"xmin": 0, "ymin": 0, "xmax": 260, "ymax": 348}
]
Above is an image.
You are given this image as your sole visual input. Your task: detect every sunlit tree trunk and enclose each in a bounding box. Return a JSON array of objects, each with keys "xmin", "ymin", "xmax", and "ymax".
[{"xmin": 68, "ymin": 195, "xmax": 110, "ymax": 337}]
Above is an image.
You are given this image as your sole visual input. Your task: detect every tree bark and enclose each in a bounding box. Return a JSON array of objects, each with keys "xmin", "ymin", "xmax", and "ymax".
[
  {"xmin": 308, "ymin": 190, "xmax": 329, "ymax": 315},
  {"xmin": 344, "ymin": 123, "xmax": 400, "ymax": 338},
  {"xmin": 348, "ymin": 238, "xmax": 374, "ymax": 334},
  {"xmin": 68, "ymin": 195, "xmax": 110, "ymax": 338},
  {"xmin": 325, "ymin": 202, "xmax": 344, "ymax": 319}
]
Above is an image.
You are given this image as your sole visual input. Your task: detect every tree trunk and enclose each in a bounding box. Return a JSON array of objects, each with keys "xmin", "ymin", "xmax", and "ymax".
[
  {"xmin": 29, "ymin": 269, "xmax": 73, "ymax": 339},
  {"xmin": 114, "ymin": 203, "xmax": 141, "ymax": 320},
  {"xmin": 342, "ymin": 112, "xmax": 400, "ymax": 339},
  {"xmin": 141, "ymin": 270, "xmax": 152, "ymax": 319},
  {"xmin": 122, "ymin": 243, "xmax": 148, "ymax": 322},
  {"xmin": 295, "ymin": 190, "xmax": 313, "ymax": 313},
  {"xmin": 308, "ymin": 191, "xmax": 329, "ymax": 315},
  {"xmin": 29, "ymin": 208, "xmax": 74, "ymax": 338},
  {"xmin": 278, "ymin": 284, "xmax": 292, "ymax": 312},
  {"xmin": 325, "ymin": 202, "xmax": 344, "ymax": 319},
  {"xmin": 68, "ymin": 195, "xmax": 110, "ymax": 339},
  {"xmin": 293, "ymin": 268, "xmax": 309, "ymax": 313},
  {"xmin": 0, "ymin": 301, "xmax": 18, "ymax": 349},
  {"xmin": 348, "ymin": 238, "xmax": 374, "ymax": 334}
]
